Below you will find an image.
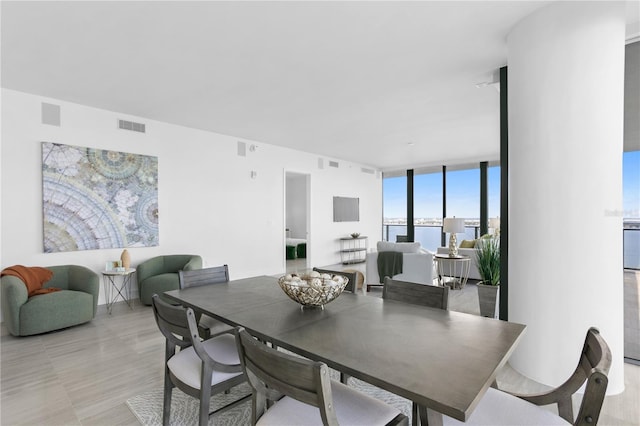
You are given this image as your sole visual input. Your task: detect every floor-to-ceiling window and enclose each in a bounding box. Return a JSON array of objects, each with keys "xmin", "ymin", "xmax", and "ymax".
[
  {"xmin": 624, "ymin": 150, "xmax": 639, "ymax": 270},
  {"xmin": 414, "ymin": 169, "xmax": 443, "ymax": 251},
  {"xmin": 445, "ymin": 166, "xmax": 480, "ymax": 241},
  {"xmin": 383, "ymin": 162, "xmax": 498, "ymax": 248},
  {"xmin": 488, "ymin": 165, "xmax": 501, "ymax": 233},
  {"xmin": 382, "ymin": 173, "xmax": 407, "ymax": 243}
]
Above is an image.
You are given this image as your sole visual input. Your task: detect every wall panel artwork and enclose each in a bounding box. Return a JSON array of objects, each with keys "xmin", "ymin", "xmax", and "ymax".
[{"xmin": 42, "ymin": 142, "xmax": 159, "ymax": 253}]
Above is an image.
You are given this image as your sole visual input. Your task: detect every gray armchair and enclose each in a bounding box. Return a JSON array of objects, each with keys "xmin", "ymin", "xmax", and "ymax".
[
  {"xmin": 137, "ymin": 254, "xmax": 202, "ymax": 305},
  {"xmin": 1, "ymin": 265, "xmax": 99, "ymax": 336}
]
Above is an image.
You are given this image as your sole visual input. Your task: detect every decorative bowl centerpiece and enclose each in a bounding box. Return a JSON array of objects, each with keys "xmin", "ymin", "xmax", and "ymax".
[
  {"xmin": 350, "ymin": 232, "xmax": 361, "ymax": 238},
  {"xmin": 278, "ymin": 271, "xmax": 348, "ymax": 308}
]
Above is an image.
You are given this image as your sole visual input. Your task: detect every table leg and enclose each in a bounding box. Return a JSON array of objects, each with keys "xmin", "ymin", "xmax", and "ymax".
[
  {"xmin": 417, "ymin": 404, "xmax": 443, "ymax": 426},
  {"xmin": 103, "ymin": 275, "xmax": 112, "ymax": 314},
  {"xmin": 412, "ymin": 403, "xmax": 419, "ymax": 426}
]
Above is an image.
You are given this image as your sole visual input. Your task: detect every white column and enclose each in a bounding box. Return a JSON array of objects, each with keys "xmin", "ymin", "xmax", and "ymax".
[{"xmin": 507, "ymin": 1, "xmax": 625, "ymax": 394}]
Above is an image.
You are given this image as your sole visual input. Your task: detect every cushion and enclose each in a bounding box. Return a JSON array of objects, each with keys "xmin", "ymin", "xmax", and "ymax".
[
  {"xmin": 442, "ymin": 387, "xmax": 570, "ymax": 426},
  {"xmin": 19, "ymin": 290, "xmax": 94, "ymax": 336},
  {"xmin": 459, "ymin": 239, "xmax": 476, "ymax": 248},
  {"xmin": 377, "ymin": 241, "xmax": 421, "ymax": 253},
  {"xmin": 257, "ymin": 379, "xmax": 401, "ymax": 426},
  {"xmin": 167, "ymin": 333, "xmax": 242, "ymax": 389},
  {"xmin": 140, "ymin": 272, "xmax": 180, "ymax": 305}
]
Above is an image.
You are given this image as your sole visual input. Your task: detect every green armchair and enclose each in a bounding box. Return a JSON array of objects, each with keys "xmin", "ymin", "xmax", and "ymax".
[
  {"xmin": 137, "ymin": 255, "xmax": 202, "ymax": 305},
  {"xmin": 1, "ymin": 265, "xmax": 99, "ymax": 336}
]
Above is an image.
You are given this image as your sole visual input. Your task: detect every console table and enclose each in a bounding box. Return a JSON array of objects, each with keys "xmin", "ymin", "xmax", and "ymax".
[{"xmin": 339, "ymin": 236, "xmax": 368, "ymax": 264}]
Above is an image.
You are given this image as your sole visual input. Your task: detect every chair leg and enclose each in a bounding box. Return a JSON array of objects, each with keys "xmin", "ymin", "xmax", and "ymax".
[
  {"xmin": 199, "ymin": 391, "xmax": 212, "ymax": 426},
  {"xmin": 340, "ymin": 372, "xmax": 350, "ymax": 384},
  {"xmin": 163, "ymin": 374, "xmax": 173, "ymax": 426},
  {"xmin": 199, "ymin": 373, "xmax": 212, "ymax": 426}
]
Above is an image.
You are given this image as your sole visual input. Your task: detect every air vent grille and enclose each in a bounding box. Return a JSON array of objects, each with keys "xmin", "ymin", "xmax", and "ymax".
[
  {"xmin": 238, "ymin": 141, "xmax": 247, "ymax": 157},
  {"xmin": 118, "ymin": 119, "xmax": 146, "ymax": 133},
  {"xmin": 329, "ymin": 161, "xmax": 339, "ymax": 168},
  {"xmin": 361, "ymin": 167, "xmax": 375, "ymax": 174}
]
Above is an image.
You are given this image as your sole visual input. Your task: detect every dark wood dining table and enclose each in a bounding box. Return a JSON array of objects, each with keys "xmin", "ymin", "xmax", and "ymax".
[{"xmin": 165, "ymin": 275, "xmax": 525, "ymax": 425}]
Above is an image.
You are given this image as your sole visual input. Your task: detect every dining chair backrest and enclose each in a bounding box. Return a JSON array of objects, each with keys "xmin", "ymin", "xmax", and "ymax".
[
  {"xmin": 383, "ymin": 277, "xmax": 449, "ymax": 310},
  {"xmin": 179, "ymin": 264, "xmax": 229, "ymax": 289},
  {"xmin": 235, "ymin": 327, "xmax": 339, "ymax": 425},
  {"xmin": 151, "ymin": 292, "xmax": 194, "ymax": 350},
  {"xmin": 312, "ymin": 267, "xmax": 357, "ymax": 293},
  {"xmin": 540, "ymin": 327, "xmax": 612, "ymax": 425},
  {"xmin": 152, "ymin": 294, "xmax": 242, "ymax": 376}
]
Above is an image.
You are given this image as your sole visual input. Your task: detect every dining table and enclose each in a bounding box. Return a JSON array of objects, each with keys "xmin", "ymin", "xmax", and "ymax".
[{"xmin": 165, "ymin": 275, "xmax": 526, "ymax": 425}]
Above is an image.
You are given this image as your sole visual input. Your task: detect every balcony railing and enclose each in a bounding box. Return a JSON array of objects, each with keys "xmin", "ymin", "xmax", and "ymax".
[
  {"xmin": 624, "ymin": 228, "xmax": 640, "ymax": 270},
  {"xmin": 383, "ymin": 224, "xmax": 480, "ymax": 252},
  {"xmin": 382, "ymin": 224, "xmax": 640, "ymax": 270}
]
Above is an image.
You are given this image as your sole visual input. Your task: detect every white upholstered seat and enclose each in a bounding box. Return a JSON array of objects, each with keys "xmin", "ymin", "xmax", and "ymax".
[
  {"xmin": 257, "ymin": 379, "xmax": 402, "ymax": 426},
  {"xmin": 443, "ymin": 387, "xmax": 569, "ymax": 426},
  {"xmin": 167, "ymin": 333, "xmax": 243, "ymax": 389}
]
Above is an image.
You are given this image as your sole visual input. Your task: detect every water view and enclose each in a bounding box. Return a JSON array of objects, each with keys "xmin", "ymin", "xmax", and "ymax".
[{"xmin": 383, "ymin": 220, "xmax": 640, "ymax": 270}]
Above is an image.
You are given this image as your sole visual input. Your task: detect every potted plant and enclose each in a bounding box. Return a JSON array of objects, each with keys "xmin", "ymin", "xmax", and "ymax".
[{"xmin": 475, "ymin": 236, "xmax": 500, "ymax": 318}]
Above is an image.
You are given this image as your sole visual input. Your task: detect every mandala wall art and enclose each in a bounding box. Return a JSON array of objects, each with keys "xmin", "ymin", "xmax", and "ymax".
[{"xmin": 42, "ymin": 142, "xmax": 159, "ymax": 253}]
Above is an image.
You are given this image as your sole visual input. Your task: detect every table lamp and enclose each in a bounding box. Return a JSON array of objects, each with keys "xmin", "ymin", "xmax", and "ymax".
[
  {"xmin": 489, "ymin": 217, "xmax": 501, "ymax": 237},
  {"xmin": 443, "ymin": 217, "xmax": 465, "ymax": 257}
]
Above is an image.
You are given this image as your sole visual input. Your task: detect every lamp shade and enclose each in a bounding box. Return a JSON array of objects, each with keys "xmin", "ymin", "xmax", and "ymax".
[{"xmin": 443, "ymin": 217, "xmax": 465, "ymax": 234}]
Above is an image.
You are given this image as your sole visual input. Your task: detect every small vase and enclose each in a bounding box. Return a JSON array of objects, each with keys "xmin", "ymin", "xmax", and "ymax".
[{"xmin": 120, "ymin": 249, "xmax": 131, "ymax": 269}]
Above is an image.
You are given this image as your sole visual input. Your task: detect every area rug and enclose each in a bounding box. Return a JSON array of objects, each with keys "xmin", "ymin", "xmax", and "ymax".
[{"xmin": 127, "ymin": 371, "xmax": 412, "ymax": 425}]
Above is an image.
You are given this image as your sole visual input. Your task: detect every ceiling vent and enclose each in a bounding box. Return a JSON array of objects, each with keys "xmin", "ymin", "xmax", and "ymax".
[
  {"xmin": 361, "ymin": 167, "xmax": 375, "ymax": 175},
  {"xmin": 118, "ymin": 119, "xmax": 146, "ymax": 133},
  {"xmin": 329, "ymin": 161, "xmax": 339, "ymax": 168},
  {"xmin": 237, "ymin": 141, "xmax": 247, "ymax": 157},
  {"xmin": 42, "ymin": 103, "xmax": 61, "ymax": 126}
]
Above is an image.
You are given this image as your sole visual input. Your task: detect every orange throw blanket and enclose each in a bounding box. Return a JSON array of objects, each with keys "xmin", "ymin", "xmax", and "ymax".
[{"xmin": 1, "ymin": 265, "xmax": 60, "ymax": 297}]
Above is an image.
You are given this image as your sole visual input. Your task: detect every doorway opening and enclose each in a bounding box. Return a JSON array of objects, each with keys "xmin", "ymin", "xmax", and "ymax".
[{"xmin": 285, "ymin": 171, "xmax": 310, "ymax": 274}]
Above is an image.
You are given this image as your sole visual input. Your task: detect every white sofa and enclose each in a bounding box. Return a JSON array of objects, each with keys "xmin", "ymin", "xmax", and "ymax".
[
  {"xmin": 436, "ymin": 247, "xmax": 481, "ymax": 280},
  {"xmin": 366, "ymin": 241, "xmax": 434, "ymax": 290}
]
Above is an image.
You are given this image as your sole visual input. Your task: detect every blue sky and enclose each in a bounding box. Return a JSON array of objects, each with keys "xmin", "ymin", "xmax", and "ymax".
[
  {"xmin": 383, "ymin": 167, "xmax": 500, "ymax": 219},
  {"xmin": 384, "ymin": 154, "xmax": 639, "ymax": 219}
]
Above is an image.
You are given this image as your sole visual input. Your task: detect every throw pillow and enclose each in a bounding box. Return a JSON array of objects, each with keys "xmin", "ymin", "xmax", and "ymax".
[{"xmin": 459, "ymin": 239, "xmax": 475, "ymax": 248}]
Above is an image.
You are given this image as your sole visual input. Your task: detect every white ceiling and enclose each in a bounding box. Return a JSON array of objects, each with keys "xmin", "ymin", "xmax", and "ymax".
[{"xmin": 2, "ymin": 1, "xmax": 638, "ymax": 171}]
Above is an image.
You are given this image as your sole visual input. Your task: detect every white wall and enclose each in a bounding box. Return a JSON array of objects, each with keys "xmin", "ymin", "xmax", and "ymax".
[{"xmin": 0, "ymin": 89, "xmax": 382, "ymax": 306}]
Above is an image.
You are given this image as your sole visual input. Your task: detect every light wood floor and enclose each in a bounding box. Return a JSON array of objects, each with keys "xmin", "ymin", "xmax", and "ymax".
[{"xmin": 1, "ymin": 275, "xmax": 639, "ymax": 425}]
